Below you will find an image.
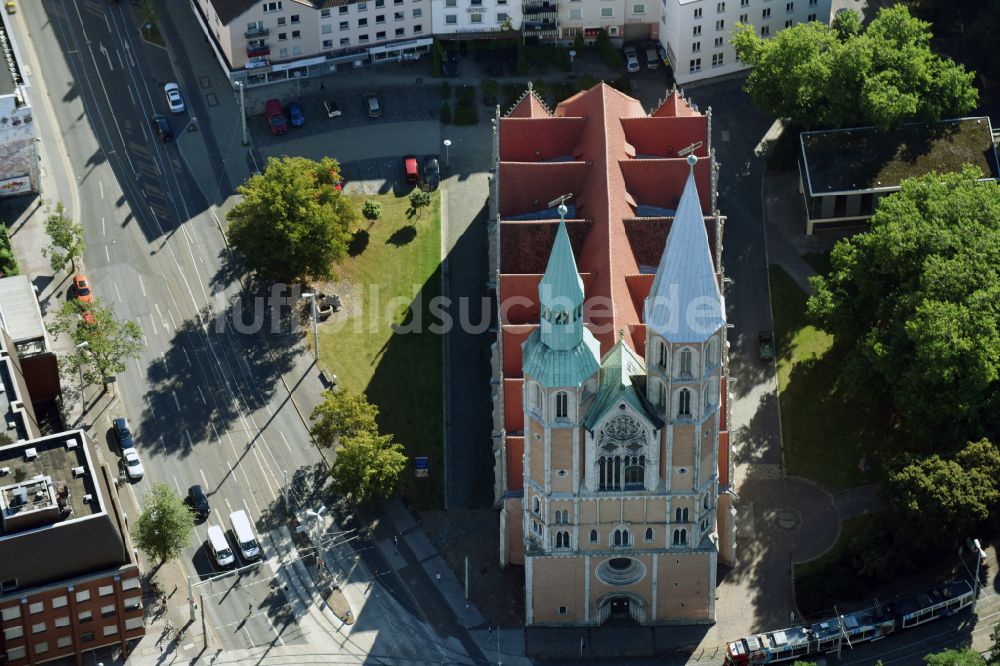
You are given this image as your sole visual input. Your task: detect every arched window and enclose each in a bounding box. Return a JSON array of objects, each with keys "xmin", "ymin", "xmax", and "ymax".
[
  {"xmin": 675, "ymin": 507, "xmax": 689, "ymax": 522},
  {"xmin": 658, "ymin": 341, "xmax": 668, "ymax": 369},
  {"xmin": 645, "ymin": 528, "xmax": 654, "ymax": 542},
  {"xmin": 613, "ymin": 528, "xmax": 630, "ymax": 547},
  {"xmin": 561, "ymin": 509, "xmax": 568, "ymax": 524},
  {"xmin": 599, "ymin": 455, "xmax": 622, "ymax": 491},
  {"xmin": 657, "ymin": 381, "xmax": 667, "ymax": 412},
  {"xmin": 533, "ymin": 496, "xmax": 540, "ymax": 514},
  {"xmin": 672, "ymin": 528, "xmax": 688, "ymax": 545},
  {"xmin": 533, "ymin": 384, "xmax": 544, "ymax": 414},
  {"xmin": 624, "ymin": 455, "xmax": 645, "ymax": 489},
  {"xmin": 679, "ymin": 348, "xmax": 693, "ymax": 377},
  {"xmin": 703, "ymin": 494, "xmax": 710, "ymax": 510},
  {"xmin": 556, "ymin": 391, "xmax": 568, "ymax": 419},
  {"xmin": 678, "ymin": 389, "xmax": 691, "ymax": 417},
  {"xmin": 590, "ymin": 529, "xmax": 599, "ymax": 543},
  {"xmin": 556, "ymin": 531, "xmax": 570, "ymax": 548},
  {"xmin": 705, "ymin": 337, "xmax": 718, "ymax": 369}
]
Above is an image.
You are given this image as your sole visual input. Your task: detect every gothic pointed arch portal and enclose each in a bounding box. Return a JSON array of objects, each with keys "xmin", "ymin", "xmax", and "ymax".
[{"xmin": 597, "ymin": 413, "xmax": 647, "ymax": 491}]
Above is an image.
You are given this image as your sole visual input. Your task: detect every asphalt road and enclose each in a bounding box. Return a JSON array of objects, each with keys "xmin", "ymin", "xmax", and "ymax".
[{"xmin": 22, "ymin": 0, "xmax": 329, "ymax": 649}]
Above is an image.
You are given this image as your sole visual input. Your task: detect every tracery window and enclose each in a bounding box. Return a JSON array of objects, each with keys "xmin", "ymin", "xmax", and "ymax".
[{"xmin": 597, "ymin": 415, "xmax": 646, "ymax": 491}]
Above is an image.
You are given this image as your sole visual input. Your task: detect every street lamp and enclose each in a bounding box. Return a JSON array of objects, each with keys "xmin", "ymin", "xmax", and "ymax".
[
  {"xmin": 75, "ymin": 342, "xmax": 89, "ymax": 413},
  {"xmin": 235, "ymin": 81, "xmax": 249, "ymax": 146},
  {"xmin": 973, "ymin": 538, "xmax": 988, "ymax": 607},
  {"xmin": 301, "ymin": 293, "xmax": 319, "ymax": 361},
  {"xmin": 569, "ymin": 49, "xmax": 576, "ymax": 73},
  {"xmin": 443, "ymin": 139, "xmax": 452, "ymax": 170}
]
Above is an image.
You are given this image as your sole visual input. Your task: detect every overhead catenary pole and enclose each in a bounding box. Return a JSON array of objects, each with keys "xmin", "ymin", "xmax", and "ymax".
[
  {"xmin": 236, "ymin": 81, "xmax": 249, "ymax": 146},
  {"xmin": 973, "ymin": 538, "xmax": 988, "ymax": 607}
]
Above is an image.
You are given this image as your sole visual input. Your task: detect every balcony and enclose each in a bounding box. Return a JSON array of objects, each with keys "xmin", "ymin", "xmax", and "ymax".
[
  {"xmin": 522, "ymin": 18, "xmax": 558, "ymax": 34},
  {"xmin": 246, "ymin": 43, "xmax": 271, "ymax": 58},
  {"xmin": 523, "ymin": 0, "xmax": 557, "ymax": 18},
  {"xmin": 244, "ymin": 26, "xmax": 269, "ymax": 39}
]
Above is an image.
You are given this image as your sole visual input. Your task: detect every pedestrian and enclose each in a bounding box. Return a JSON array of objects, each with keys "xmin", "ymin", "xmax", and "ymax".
[
  {"xmin": 435, "ymin": 573, "xmax": 441, "ymax": 584},
  {"xmin": 393, "ymin": 535, "xmax": 398, "ymax": 547},
  {"xmin": 247, "ymin": 602, "xmax": 252, "ymax": 617}
]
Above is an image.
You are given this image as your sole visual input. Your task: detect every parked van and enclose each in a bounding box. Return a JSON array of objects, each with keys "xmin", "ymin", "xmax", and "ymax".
[
  {"xmin": 229, "ymin": 510, "xmax": 261, "ymax": 561},
  {"xmin": 207, "ymin": 525, "xmax": 235, "ymax": 568}
]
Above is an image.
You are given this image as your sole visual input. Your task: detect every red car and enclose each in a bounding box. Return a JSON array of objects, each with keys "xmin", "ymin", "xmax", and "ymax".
[
  {"xmin": 81, "ymin": 310, "xmax": 96, "ymax": 327},
  {"xmin": 73, "ymin": 274, "xmax": 93, "ymax": 304},
  {"xmin": 404, "ymin": 155, "xmax": 419, "ymax": 184},
  {"xmin": 265, "ymin": 98, "xmax": 288, "ymax": 135}
]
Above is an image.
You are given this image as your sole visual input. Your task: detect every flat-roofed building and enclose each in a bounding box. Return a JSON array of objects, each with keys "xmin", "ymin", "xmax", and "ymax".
[
  {"xmin": 798, "ymin": 116, "xmax": 1000, "ymax": 234},
  {"xmin": 0, "ymin": 9, "xmax": 38, "ymax": 197},
  {"xmin": 0, "ymin": 431, "xmax": 144, "ymax": 665}
]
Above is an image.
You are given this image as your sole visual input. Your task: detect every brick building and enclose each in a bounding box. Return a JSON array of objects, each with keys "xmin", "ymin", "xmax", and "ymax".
[
  {"xmin": 488, "ymin": 83, "xmax": 736, "ymax": 626},
  {"xmin": 0, "ymin": 431, "xmax": 145, "ymax": 664}
]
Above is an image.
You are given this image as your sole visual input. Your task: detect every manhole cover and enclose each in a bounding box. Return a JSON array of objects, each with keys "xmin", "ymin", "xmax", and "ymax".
[{"xmin": 775, "ymin": 510, "xmax": 801, "ymax": 531}]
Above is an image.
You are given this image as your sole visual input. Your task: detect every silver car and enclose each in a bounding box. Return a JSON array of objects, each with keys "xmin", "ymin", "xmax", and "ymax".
[
  {"xmin": 164, "ymin": 82, "xmax": 185, "ymax": 114},
  {"xmin": 624, "ymin": 46, "xmax": 640, "ymax": 73},
  {"xmin": 123, "ymin": 448, "xmax": 144, "ymax": 480}
]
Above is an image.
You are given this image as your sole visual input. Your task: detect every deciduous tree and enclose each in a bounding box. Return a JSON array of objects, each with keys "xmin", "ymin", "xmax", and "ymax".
[
  {"xmin": 330, "ymin": 431, "xmax": 407, "ymax": 504},
  {"xmin": 886, "ymin": 439, "xmax": 1000, "ymax": 554},
  {"xmin": 732, "ymin": 5, "xmax": 977, "ymax": 129},
  {"xmin": 807, "ymin": 168, "xmax": 1000, "ymax": 444},
  {"xmin": 50, "ymin": 298, "xmax": 144, "ymax": 388},
  {"xmin": 990, "ymin": 621, "xmax": 1000, "ymax": 665},
  {"xmin": 133, "ymin": 483, "xmax": 195, "ymax": 564},
  {"xmin": 362, "ymin": 199, "xmax": 383, "ymax": 222},
  {"xmin": 226, "ymin": 156, "xmax": 356, "ymax": 283},
  {"xmin": 310, "ymin": 388, "xmax": 379, "ymax": 448},
  {"xmin": 43, "ymin": 202, "xmax": 86, "ymax": 273},
  {"xmin": 924, "ymin": 649, "xmax": 986, "ymax": 666},
  {"xmin": 409, "ymin": 190, "xmax": 432, "ymax": 218}
]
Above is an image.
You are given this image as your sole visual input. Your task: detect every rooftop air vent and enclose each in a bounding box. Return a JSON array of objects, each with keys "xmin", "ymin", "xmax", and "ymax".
[
  {"xmin": 24, "ymin": 448, "xmax": 37, "ymax": 460},
  {"xmin": 65, "ymin": 439, "xmax": 78, "ymax": 450},
  {"xmin": 84, "ymin": 494, "xmax": 94, "ymax": 503},
  {"xmin": 0, "ymin": 467, "xmax": 8, "ymax": 475},
  {"xmin": 72, "ymin": 466, "xmax": 85, "ymax": 478}
]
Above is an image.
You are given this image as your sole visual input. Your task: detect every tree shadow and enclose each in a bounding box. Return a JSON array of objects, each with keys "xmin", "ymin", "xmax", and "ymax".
[
  {"xmin": 137, "ymin": 295, "xmax": 307, "ymax": 458},
  {"xmin": 347, "ymin": 229, "xmax": 370, "ymax": 257},
  {"xmin": 208, "ymin": 247, "xmax": 247, "ymax": 295},
  {"xmin": 385, "ymin": 225, "xmax": 417, "ymax": 247}
]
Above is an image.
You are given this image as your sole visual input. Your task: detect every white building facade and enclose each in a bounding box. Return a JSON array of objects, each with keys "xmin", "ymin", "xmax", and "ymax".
[
  {"xmin": 430, "ymin": 0, "xmax": 522, "ymax": 37},
  {"xmin": 660, "ymin": 0, "xmax": 832, "ymax": 84}
]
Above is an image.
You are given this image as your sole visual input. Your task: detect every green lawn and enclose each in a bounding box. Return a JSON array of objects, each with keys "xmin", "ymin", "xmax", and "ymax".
[
  {"xmin": 794, "ymin": 513, "xmax": 881, "ymax": 617},
  {"xmin": 317, "ymin": 191, "xmax": 443, "ymax": 507},
  {"xmin": 770, "ymin": 265, "xmax": 902, "ymax": 490}
]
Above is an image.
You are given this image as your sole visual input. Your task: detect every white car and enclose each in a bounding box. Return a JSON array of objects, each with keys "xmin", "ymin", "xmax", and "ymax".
[
  {"xmin": 123, "ymin": 449, "xmax": 144, "ymax": 480},
  {"xmin": 624, "ymin": 46, "xmax": 640, "ymax": 73},
  {"xmin": 164, "ymin": 83, "xmax": 185, "ymax": 114}
]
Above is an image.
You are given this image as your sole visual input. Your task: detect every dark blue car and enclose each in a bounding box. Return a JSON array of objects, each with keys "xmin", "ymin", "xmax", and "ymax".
[
  {"xmin": 113, "ymin": 417, "xmax": 135, "ymax": 451},
  {"xmin": 287, "ymin": 102, "xmax": 305, "ymax": 127}
]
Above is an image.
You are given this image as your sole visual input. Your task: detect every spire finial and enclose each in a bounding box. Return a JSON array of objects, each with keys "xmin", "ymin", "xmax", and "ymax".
[
  {"xmin": 527, "ymin": 80, "xmax": 533, "ymax": 93},
  {"xmin": 687, "ymin": 153, "xmax": 698, "ymax": 171},
  {"xmin": 618, "ymin": 328, "xmax": 625, "ymax": 342},
  {"xmin": 558, "ymin": 203, "xmax": 568, "ymax": 221}
]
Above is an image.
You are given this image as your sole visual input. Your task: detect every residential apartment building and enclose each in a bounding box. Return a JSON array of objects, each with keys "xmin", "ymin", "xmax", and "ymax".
[
  {"xmin": 661, "ymin": 0, "xmax": 832, "ymax": 84},
  {"xmin": 556, "ymin": 0, "xmax": 657, "ymax": 43},
  {"xmin": 488, "ymin": 83, "xmax": 736, "ymax": 627},
  {"xmin": 193, "ymin": 0, "xmax": 433, "ymax": 86},
  {"xmin": 0, "ymin": 8, "xmax": 38, "ymax": 197},
  {"xmin": 430, "ymin": 0, "xmax": 522, "ymax": 39},
  {"xmin": 0, "ymin": 430, "xmax": 145, "ymax": 665}
]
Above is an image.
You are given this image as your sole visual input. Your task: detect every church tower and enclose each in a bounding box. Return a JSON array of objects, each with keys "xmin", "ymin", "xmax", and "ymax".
[{"xmin": 645, "ymin": 154, "xmax": 729, "ymax": 573}]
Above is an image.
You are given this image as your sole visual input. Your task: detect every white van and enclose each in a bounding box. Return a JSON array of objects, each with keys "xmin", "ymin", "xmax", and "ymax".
[
  {"xmin": 229, "ymin": 510, "xmax": 261, "ymax": 561},
  {"xmin": 207, "ymin": 525, "xmax": 235, "ymax": 568}
]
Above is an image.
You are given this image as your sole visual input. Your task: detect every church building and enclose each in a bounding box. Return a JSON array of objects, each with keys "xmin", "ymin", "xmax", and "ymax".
[{"xmin": 488, "ymin": 83, "xmax": 736, "ymax": 626}]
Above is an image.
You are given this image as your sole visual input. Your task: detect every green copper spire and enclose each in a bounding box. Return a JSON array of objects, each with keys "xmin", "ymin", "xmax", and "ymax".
[{"xmin": 538, "ymin": 213, "xmax": 585, "ymax": 351}]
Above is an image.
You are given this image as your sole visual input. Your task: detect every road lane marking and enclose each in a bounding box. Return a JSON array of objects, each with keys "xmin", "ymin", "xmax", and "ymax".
[
  {"xmin": 128, "ymin": 85, "xmax": 134, "ymax": 106},
  {"xmin": 200, "ymin": 467, "xmax": 210, "ymax": 492},
  {"xmin": 182, "ymin": 347, "xmax": 192, "ymax": 368},
  {"xmin": 144, "ymin": 391, "xmax": 154, "ymax": 417},
  {"xmin": 99, "ymin": 181, "xmax": 104, "ymax": 200},
  {"xmin": 105, "ymin": 246, "xmax": 111, "ymax": 263},
  {"xmin": 161, "ymin": 357, "xmax": 168, "ymax": 375},
  {"xmin": 154, "ymin": 303, "xmax": 165, "ymax": 328},
  {"xmin": 224, "ymin": 497, "xmax": 233, "ymax": 514},
  {"xmin": 139, "ymin": 276, "xmax": 146, "ymax": 297},
  {"xmin": 172, "ymin": 391, "xmax": 180, "ymax": 411},
  {"xmin": 102, "ymin": 216, "xmax": 106, "ymax": 235},
  {"xmin": 172, "ymin": 474, "xmax": 182, "ymax": 495},
  {"xmin": 113, "ymin": 281, "xmax": 121, "ymax": 302},
  {"xmin": 279, "ymin": 432, "xmax": 292, "ymax": 456},
  {"xmin": 196, "ymin": 385, "xmax": 206, "ymax": 404},
  {"xmin": 168, "ymin": 309, "xmax": 177, "ymax": 330},
  {"xmin": 134, "ymin": 357, "xmax": 142, "ymax": 377}
]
